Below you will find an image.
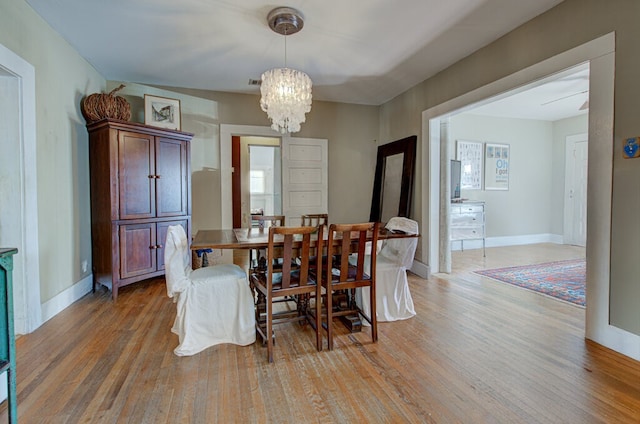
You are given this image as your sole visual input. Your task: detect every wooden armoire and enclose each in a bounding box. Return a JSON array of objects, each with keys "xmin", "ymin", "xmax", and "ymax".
[{"xmin": 87, "ymin": 119, "xmax": 192, "ymax": 300}]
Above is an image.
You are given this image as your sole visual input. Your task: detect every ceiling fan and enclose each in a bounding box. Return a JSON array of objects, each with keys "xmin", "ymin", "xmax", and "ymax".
[{"xmin": 541, "ymin": 89, "xmax": 589, "ymax": 110}]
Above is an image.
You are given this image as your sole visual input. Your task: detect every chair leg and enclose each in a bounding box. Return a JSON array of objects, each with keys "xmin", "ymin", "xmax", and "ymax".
[
  {"xmin": 370, "ymin": 283, "xmax": 378, "ymax": 343},
  {"xmin": 326, "ymin": 286, "xmax": 333, "ymax": 351},
  {"xmin": 315, "ymin": 288, "xmax": 322, "ymax": 351},
  {"xmin": 266, "ymin": 292, "xmax": 274, "ymax": 363}
]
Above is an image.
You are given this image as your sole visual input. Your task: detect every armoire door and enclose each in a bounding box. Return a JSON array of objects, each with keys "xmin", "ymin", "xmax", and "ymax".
[
  {"xmin": 118, "ymin": 131, "xmax": 156, "ymax": 220},
  {"xmin": 156, "ymin": 218, "xmax": 189, "ymax": 270},
  {"xmin": 119, "ymin": 222, "xmax": 157, "ymax": 279},
  {"xmin": 156, "ymin": 137, "xmax": 189, "ymax": 217}
]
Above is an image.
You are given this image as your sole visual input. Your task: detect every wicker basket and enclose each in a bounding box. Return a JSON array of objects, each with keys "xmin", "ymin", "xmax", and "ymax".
[{"xmin": 81, "ymin": 84, "xmax": 131, "ymax": 123}]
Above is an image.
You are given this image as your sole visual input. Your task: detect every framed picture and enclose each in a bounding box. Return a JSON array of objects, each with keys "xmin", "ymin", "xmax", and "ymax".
[
  {"xmin": 455, "ymin": 140, "xmax": 483, "ymax": 190},
  {"xmin": 144, "ymin": 94, "xmax": 181, "ymax": 130},
  {"xmin": 484, "ymin": 143, "xmax": 509, "ymax": 190}
]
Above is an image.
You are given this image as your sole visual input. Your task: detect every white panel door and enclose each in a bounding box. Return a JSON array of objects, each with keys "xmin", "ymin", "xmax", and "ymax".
[
  {"xmin": 564, "ymin": 133, "xmax": 588, "ymax": 246},
  {"xmin": 282, "ymin": 137, "xmax": 328, "ymax": 226}
]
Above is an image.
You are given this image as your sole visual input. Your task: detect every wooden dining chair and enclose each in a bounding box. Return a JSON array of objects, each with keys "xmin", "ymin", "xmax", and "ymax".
[
  {"xmin": 301, "ymin": 213, "xmax": 328, "ymax": 228},
  {"xmin": 250, "ymin": 225, "xmax": 324, "ymax": 363},
  {"xmin": 320, "ymin": 222, "xmax": 379, "ymax": 351},
  {"xmin": 250, "ymin": 215, "xmax": 285, "ymax": 270}
]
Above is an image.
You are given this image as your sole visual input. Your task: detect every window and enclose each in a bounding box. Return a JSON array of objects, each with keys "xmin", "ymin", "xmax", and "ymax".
[{"xmin": 250, "ymin": 170, "xmax": 265, "ymax": 194}]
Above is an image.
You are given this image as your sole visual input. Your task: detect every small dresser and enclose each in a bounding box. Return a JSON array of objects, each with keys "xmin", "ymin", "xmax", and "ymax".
[
  {"xmin": 0, "ymin": 248, "xmax": 17, "ymax": 423},
  {"xmin": 450, "ymin": 201, "xmax": 485, "ymax": 256}
]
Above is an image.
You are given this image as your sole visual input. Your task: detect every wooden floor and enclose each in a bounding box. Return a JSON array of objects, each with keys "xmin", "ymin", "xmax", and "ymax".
[{"xmin": 4, "ymin": 243, "xmax": 640, "ymax": 423}]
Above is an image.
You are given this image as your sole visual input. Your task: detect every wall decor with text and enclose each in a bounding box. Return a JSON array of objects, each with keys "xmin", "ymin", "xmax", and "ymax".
[
  {"xmin": 484, "ymin": 143, "xmax": 510, "ymax": 190},
  {"xmin": 456, "ymin": 140, "xmax": 483, "ymax": 190}
]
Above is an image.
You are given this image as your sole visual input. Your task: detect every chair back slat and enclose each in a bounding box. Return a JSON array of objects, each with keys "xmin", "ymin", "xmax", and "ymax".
[
  {"xmin": 328, "ymin": 222, "xmax": 378, "ymax": 284},
  {"xmin": 255, "ymin": 215, "xmax": 285, "ymax": 230},
  {"xmin": 267, "ymin": 225, "xmax": 322, "ymax": 291},
  {"xmin": 301, "ymin": 213, "xmax": 328, "ymax": 228}
]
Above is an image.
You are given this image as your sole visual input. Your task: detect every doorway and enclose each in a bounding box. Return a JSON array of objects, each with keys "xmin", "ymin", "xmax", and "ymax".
[
  {"xmin": 447, "ymin": 66, "xmax": 589, "ymax": 269},
  {"xmin": 222, "ymin": 125, "xmax": 328, "ymax": 230},
  {"xmin": 232, "ymin": 135, "xmax": 281, "ymax": 228},
  {"xmin": 564, "ymin": 133, "xmax": 588, "ymax": 247},
  {"xmin": 421, "ymin": 32, "xmax": 616, "ymax": 353},
  {"xmin": 0, "ymin": 43, "xmax": 42, "ymax": 336}
]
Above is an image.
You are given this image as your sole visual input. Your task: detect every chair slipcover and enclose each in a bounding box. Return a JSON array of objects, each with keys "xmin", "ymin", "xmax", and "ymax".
[
  {"xmin": 165, "ymin": 225, "xmax": 256, "ymax": 356},
  {"xmin": 360, "ymin": 217, "xmax": 418, "ymax": 322}
]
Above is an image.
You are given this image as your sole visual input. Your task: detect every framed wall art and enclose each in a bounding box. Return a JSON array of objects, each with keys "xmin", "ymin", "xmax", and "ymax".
[
  {"xmin": 144, "ymin": 94, "xmax": 181, "ymax": 130},
  {"xmin": 484, "ymin": 143, "xmax": 510, "ymax": 190},
  {"xmin": 455, "ymin": 140, "xmax": 483, "ymax": 190}
]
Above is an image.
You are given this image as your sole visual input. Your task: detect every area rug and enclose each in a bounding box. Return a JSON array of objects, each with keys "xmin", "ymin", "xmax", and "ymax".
[{"xmin": 474, "ymin": 258, "xmax": 585, "ymax": 307}]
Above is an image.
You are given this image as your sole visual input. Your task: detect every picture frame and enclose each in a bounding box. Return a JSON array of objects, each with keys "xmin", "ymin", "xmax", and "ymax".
[
  {"xmin": 455, "ymin": 140, "xmax": 483, "ymax": 190},
  {"xmin": 484, "ymin": 143, "xmax": 510, "ymax": 190},
  {"xmin": 144, "ymin": 94, "xmax": 181, "ymax": 130}
]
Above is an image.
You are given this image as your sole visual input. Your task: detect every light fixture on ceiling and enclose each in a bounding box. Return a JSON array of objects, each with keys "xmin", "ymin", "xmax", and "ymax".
[{"xmin": 260, "ymin": 7, "xmax": 312, "ymax": 134}]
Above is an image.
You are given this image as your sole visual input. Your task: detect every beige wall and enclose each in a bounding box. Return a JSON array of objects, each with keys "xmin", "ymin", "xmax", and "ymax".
[
  {"xmin": 380, "ymin": 0, "xmax": 640, "ymax": 342},
  {"xmin": 150, "ymin": 86, "xmax": 381, "ymax": 225},
  {"xmin": 0, "ymin": 0, "xmax": 104, "ymax": 303}
]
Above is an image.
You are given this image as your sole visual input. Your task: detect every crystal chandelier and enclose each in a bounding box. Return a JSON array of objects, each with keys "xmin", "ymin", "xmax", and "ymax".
[{"xmin": 260, "ymin": 7, "xmax": 312, "ymax": 134}]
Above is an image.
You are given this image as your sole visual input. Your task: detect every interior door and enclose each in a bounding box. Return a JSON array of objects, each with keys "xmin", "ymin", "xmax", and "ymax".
[
  {"xmin": 281, "ymin": 137, "xmax": 328, "ymax": 226},
  {"xmin": 564, "ymin": 133, "xmax": 588, "ymax": 246}
]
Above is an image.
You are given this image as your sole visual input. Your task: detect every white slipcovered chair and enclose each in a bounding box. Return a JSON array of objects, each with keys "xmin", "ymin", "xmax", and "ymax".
[
  {"xmin": 359, "ymin": 217, "xmax": 418, "ymax": 322},
  {"xmin": 164, "ymin": 225, "xmax": 256, "ymax": 356}
]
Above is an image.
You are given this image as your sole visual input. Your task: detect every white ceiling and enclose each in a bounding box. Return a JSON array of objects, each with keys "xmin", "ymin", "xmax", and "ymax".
[
  {"xmin": 466, "ymin": 65, "xmax": 589, "ymax": 121},
  {"xmin": 25, "ymin": 0, "xmax": 585, "ymax": 121}
]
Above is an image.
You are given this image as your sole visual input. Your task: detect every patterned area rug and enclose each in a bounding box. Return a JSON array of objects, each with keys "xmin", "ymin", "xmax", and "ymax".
[{"xmin": 474, "ymin": 258, "xmax": 585, "ymax": 307}]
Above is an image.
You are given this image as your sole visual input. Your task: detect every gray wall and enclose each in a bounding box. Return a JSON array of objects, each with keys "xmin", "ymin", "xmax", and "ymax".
[{"xmin": 379, "ymin": 0, "xmax": 640, "ymax": 340}]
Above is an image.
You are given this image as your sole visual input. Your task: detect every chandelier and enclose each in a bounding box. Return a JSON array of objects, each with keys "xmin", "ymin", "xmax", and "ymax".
[{"xmin": 260, "ymin": 7, "xmax": 312, "ymax": 134}]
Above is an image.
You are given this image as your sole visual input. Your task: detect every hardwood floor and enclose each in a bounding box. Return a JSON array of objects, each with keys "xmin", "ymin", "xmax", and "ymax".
[{"xmin": 3, "ymin": 243, "xmax": 640, "ymax": 423}]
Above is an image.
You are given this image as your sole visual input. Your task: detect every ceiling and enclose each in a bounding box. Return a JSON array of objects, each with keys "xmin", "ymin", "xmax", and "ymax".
[{"xmin": 26, "ymin": 0, "xmax": 585, "ymax": 121}]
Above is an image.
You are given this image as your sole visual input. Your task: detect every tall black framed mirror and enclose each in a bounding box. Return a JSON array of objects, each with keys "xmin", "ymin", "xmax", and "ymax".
[{"xmin": 369, "ymin": 135, "xmax": 417, "ymax": 223}]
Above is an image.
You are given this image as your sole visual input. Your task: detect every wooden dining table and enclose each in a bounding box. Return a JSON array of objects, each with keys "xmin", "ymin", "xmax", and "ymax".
[{"xmin": 191, "ymin": 226, "xmax": 418, "ymax": 251}]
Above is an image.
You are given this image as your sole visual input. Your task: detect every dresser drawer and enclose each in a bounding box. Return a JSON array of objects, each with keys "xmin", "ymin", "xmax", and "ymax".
[
  {"xmin": 451, "ymin": 212, "xmax": 483, "ymax": 226},
  {"xmin": 457, "ymin": 204, "xmax": 483, "ymax": 213},
  {"xmin": 451, "ymin": 226, "xmax": 484, "ymax": 240}
]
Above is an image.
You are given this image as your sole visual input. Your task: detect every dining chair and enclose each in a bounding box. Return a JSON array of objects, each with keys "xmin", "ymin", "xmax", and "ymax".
[
  {"xmin": 301, "ymin": 213, "xmax": 328, "ymax": 229},
  {"xmin": 320, "ymin": 222, "xmax": 379, "ymax": 351},
  {"xmin": 250, "ymin": 225, "xmax": 324, "ymax": 363},
  {"xmin": 250, "ymin": 215, "xmax": 285, "ymax": 270},
  {"xmin": 164, "ymin": 225, "xmax": 256, "ymax": 356},
  {"xmin": 359, "ymin": 217, "xmax": 418, "ymax": 322}
]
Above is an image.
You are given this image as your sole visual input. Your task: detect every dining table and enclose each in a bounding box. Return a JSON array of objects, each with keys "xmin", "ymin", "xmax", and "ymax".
[{"xmin": 191, "ymin": 226, "xmax": 418, "ymax": 251}]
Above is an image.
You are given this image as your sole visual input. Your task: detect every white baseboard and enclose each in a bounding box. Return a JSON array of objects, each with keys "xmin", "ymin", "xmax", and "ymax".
[
  {"xmin": 41, "ymin": 274, "xmax": 93, "ymax": 324},
  {"xmin": 588, "ymin": 323, "xmax": 640, "ymax": 362},
  {"xmin": 410, "ymin": 260, "xmax": 430, "ymax": 279},
  {"xmin": 451, "ymin": 233, "xmax": 564, "ymax": 251}
]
